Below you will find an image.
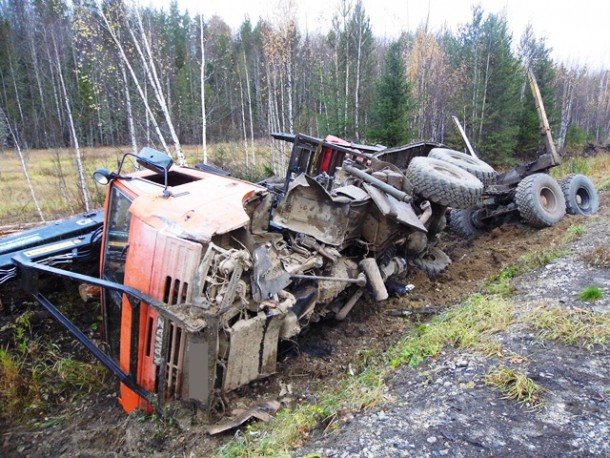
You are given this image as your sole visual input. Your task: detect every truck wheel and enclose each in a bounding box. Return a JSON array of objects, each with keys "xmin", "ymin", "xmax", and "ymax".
[
  {"xmin": 429, "ymin": 148, "xmax": 497, "ymax": 186},
  {"xmin": 515, "ymin": 174, "xmax": 566, "ymax": 227},
  {"xmin": 412, "ymin": 247, "xmax": 451, "ymax": 278},
  {"xmin": 406, "ymin": 157, "xmax": 483, "ymax": 209},
  {"xmin": 559, "ymin": 174, "xmax": 599, "ymax": 215},
  {"xmin": 449, "ymin": 207, "xmax": 482, "ymax": 239}
]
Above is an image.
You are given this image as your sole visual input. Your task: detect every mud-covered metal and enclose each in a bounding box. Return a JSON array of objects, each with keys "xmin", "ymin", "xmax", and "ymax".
[{"xmin": 4, "ymin": 133, "xmax": 486, "ymax": 417}]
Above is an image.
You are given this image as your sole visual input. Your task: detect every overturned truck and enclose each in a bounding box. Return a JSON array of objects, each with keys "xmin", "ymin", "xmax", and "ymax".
[{"xmin": 1, "ymin": 135, "xmax": 487, "ymax": 414}]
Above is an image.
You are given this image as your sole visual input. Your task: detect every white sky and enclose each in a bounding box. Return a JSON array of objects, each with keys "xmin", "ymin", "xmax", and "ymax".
[{"xmin": 148, "ymin": 0, "xmax": 610, "ymax": 69}]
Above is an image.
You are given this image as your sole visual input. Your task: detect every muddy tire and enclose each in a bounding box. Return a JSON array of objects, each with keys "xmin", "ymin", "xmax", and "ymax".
[
  {"xmin": 412, "ymin": 247, "xmax": 451, "ymax": 278},
  {"xmin": 515, "ymin": 174, "xmax": 566, "ymax": 228},
  {"xmin": 559, "ymin": 174, "xmax": 599, "ymax": 215},
  {"xmin": 449, "ymin": 207, "xmax": 483, "ymax": 239},
  {"xmin": 406, "ymin": 157, "xmax": 483, "ymax": 208},
  {"xmin": 429, "ymin": 148, "xmax": 497, "ymax": 186}
]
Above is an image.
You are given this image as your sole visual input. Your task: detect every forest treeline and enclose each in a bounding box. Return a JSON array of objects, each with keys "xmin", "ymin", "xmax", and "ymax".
[{"xmin": 1, "ymin": 0, "xmax": 609, "ymax": 169}]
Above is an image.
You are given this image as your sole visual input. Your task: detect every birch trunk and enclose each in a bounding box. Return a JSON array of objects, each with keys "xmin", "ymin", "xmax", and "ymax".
[
  {"xmin": 558, "ymin": 77, "xmax": 574, "ymax": 151},
  {"xmin": 130, "ymin": 9, "xmax": 184, "ymax": 164},
  {"xmin": 97, "ymin": 5, "xmax": 171, "ymax": 157},
  {"xmin": 44, "ymin": 46, "xmax": 64, "ymax": 133},
  {"xmin": 354, "ymin": 14, "xmax": 363, "ymax": 139},
  {"xmin": 120, "ymin": 61, "xmax": 138, "ymax": 153},
  {"xmin": 478, "ymin": 51, "xmax": 491, "ymax": 140},
  {"xmin": 8, "ymin": 57, "xmax": 26, "ymax": 147},
  {"xmin": 53, "ymin": 37, "xmax": 90, "ymax": 212},
  {"xmin": 200, "ymin": 14, "xmax": 208, "ymax": 164},
  {"xmin": 243, "ymin": 50, "xmax": 255, "ymax": 164},
  {"xmin": 286, "ymin": 58, "xmax": 294, "ymax": 134},
  {"xmin": 239, "ymin": 76, "xmax": 249, "ymax": 173}
]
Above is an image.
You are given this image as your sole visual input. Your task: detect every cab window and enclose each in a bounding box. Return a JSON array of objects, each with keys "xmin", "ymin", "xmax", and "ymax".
[{"xmin": 102, "ymin": 186, "xmax": 133, "ymax": 358}]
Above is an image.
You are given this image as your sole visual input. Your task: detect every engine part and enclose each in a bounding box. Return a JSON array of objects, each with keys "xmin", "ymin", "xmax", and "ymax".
[
  {"xmin": 359, "ymin": 258, "xmax": 388, "ymax": 301},
  {"xmin": 335, "ymin": 289, "xmax": 364, "ymax": 321}
]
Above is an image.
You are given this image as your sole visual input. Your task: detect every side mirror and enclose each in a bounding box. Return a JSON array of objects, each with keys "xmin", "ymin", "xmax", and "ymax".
[{"xmin": 136, "ymin": 148, "xmax": 174, "ymax": 176}]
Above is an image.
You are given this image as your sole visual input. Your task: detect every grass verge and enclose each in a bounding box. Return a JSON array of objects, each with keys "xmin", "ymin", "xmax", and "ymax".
[{"xmin": 0, "ymin": 310, "xmax": 108, "ymax": 423}]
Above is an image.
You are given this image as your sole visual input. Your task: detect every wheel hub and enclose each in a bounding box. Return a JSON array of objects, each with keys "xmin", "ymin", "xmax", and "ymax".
[{"xmin": 540, "ymin": 187, "xmax": 557, "ymax": 211}]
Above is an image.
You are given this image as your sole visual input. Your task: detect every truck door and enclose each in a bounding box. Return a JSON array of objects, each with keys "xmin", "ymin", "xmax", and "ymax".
[{"xmin": 101, "ymin": 186, "xmax": 133, "ymax": 359}]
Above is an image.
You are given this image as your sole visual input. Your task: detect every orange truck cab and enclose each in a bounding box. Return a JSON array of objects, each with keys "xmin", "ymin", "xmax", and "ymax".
[{"xmin": 97, "ymin": 149, "xmax": 268, "ymax": 412}]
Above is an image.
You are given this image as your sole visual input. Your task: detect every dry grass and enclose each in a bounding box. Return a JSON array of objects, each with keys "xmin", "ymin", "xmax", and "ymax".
[
  {"xmin": 0, "ymin": 141, "xmax": 274, "ymax": 225},
  {"xmin": 552, "ymin": 152, "xmax": 610, "ymax": 187},
  {"xmin": 528, "ymin": 303, "xmax": 610, "ymax": 346},
  {"xmin": 583, "ymin": 244, "xmax": 610, "ymax": 268},
  {"xmin": 484, "ymin": 365, "xmax": 547, "ymax": 408}
]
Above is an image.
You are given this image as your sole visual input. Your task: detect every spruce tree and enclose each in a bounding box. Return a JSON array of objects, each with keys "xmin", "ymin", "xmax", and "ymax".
[{"xmin": 368, "ymin": 40, "xmax": 411, "ymax": 146}]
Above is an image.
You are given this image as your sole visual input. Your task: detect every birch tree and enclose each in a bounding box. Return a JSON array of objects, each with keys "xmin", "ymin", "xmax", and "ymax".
[
  {"xmin": 199, "ymin": 14, "xmax": 208, "ymax": 163},
  {"xmin": 131, "ymin": 6, "xmax": 185, "ymax": 164},
  {"xmin": 52, "ymin": 34, "xmax": 91, "ymax": 212},
  {"xmin": 97, "ymin": 2, "xmax": 172, "ymax": 157}
]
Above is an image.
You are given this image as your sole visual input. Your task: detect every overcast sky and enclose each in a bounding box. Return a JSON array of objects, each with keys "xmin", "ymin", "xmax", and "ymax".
[{"xmin": 147, "ymin": 0, "xmax": 610, "ymax": 69}]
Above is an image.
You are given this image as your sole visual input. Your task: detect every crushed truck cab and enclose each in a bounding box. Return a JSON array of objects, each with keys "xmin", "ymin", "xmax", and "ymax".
[
  {"xmin": 5, "ymin": 134, "xmax": 487, "ymax": 415},
  {"xmin": 101, "ymin": 162, "xmax": 268, "ymax": 412}
]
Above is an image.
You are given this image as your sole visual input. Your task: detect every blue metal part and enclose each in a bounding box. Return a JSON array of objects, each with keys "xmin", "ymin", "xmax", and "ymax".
[
  {"xmin": 12, "ymin": 254, "xmax": 162, "ymax": 412},
  {"xmin": 0, "ymin": 211, "xmax": 104, "ymax": 272}
]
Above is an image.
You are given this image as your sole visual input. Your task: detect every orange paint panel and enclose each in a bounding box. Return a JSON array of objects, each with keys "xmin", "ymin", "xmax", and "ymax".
[
  {"xmin": 119, "ymin": 215, "xmax": 204, "ymax": 412},
  {"xmin": 128, "ymin": 174, "xmax": 264, "ymax": 242},
  {"xmin": 119, "ymin": 216, "xmax": 158, "ymax": 412}
]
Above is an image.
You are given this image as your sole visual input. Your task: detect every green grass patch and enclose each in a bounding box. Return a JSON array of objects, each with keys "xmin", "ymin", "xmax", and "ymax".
[
  {"xmin": 551, "ymin": 156, "xmax": 592, "ymax": 178},
  {"xmin": 484, "ymin": 365, "xmax": 547, "ymax": 408},
  {"xmin": 579, "ymin": 286, "xmax": 604, "ymax": 302},
  {"xmin": 564, "ymin": 225, "xmax": 586, "ymax": 243},
  {"xmin": 485, "ymin": 267, "xmax": 519, "ymax": 298},
  {"xmin": 528, "ymin": 304, "xmax": 610, "ymax": 346},
  {"xmin": 389, "ymin": 295, "xmax": 513, "ymax": 368}
]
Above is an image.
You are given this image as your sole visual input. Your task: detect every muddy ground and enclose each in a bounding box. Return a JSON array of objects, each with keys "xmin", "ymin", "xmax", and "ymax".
[{"xmin": 1, "ymin": 189, "xmax": 609, "ymax": 457}]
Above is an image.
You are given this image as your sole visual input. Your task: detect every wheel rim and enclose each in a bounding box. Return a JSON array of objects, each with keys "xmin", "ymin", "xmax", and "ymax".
[
  {"xmin": 575, "ymin": 186, "xmax": 591, "ymax": 210},
  {"xmin": 539, "ymin": 186, "xmax": 559, "ymax": 212}
]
